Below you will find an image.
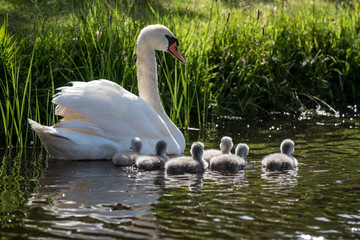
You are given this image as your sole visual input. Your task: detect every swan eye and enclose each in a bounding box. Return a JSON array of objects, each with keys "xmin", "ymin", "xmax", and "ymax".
[{"xmin": 165, "ymin": 35, "xmax": 179, "ymax": 47}]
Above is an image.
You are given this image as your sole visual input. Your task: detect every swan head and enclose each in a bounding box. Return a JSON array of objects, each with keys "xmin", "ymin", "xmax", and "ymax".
[
  {"xmin": 280, "ymin": 139, "xmax": 295, "ymax": 156},
  {"xmin": 190, "ymin": 142, "xmax": 204, "ymax": 160},
  {"xmin": 155, "ymin": 140, "xmax": 168, "ymax": 156},
  {"xmin": 137, "ymin": 24, "xmax": 185, "ymax": 64},
  {"xmin": 130, "ymin": 137, "xmax": 142, "ymax": 153},
  {"xmin": 219, "ymin": 136, "xmax": 233, "ymax": 154},
  {"xmin": 235, "ymin": 143, "xmax": 249, "ymax": 159}
]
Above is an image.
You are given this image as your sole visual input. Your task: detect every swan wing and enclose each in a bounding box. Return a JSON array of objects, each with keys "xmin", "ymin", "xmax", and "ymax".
[{"xmin": 51, "ymin": 79, "xmax": 179, "ymax": 154}]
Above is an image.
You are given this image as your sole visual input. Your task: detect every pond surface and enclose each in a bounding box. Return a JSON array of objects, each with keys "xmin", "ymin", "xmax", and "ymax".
[{"xmin": 1, "ymin": 110, "xmax": 360, "ymax": 239}]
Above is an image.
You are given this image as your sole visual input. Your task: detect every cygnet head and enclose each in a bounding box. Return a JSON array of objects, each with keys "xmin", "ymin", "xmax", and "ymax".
[
  {"xmin": 155, "ymin": 140, "xmax": 167, "ymax": 156},
  {"xmin": 131, "ymin": 137, "xmax": 142, "ymax": 153},
  {"xmin": 136, "ymin": 24, "xmax": 185, "ymax": 64},
  {"xmin": 280, "ymin": 139, "xmax": 295, "ymax": 156},
  {"xmin": 190, "ymin": 142, "xmax": 204, "ymax": 160},
  {"xmin": 220, "ymin": 136, "xmax": 233, "ymax": 154},
  {"xmin": 235, "ymin": 143, "xmax": 249, "ymax": 159}
]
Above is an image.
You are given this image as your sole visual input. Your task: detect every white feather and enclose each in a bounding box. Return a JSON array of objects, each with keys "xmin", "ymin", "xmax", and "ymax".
[{"xmin": 29, "ymin": 80, "xmax": 180, "ymax": 159}]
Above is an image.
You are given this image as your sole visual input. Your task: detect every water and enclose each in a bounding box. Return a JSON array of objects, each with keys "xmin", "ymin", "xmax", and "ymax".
[{"xmin": 1, "ymin": 112, "xmax": 360, "ymax": 239}]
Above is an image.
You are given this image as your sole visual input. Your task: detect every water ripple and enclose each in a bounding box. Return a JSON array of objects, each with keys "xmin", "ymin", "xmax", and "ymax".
[{"xmin": 2, "ymin": 115, "xmax": 360, "ymax": 239}]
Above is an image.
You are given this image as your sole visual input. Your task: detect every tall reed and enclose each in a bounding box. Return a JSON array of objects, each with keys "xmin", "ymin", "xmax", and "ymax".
[{"xmin": 0, "ymin": 21, "xmax": 34, "ymax": 147}]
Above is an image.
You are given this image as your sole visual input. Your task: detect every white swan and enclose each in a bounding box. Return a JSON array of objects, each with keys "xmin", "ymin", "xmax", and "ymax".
[{"xmin": 28, "ymin": 24, "xmax": 186, "ymax": 160}]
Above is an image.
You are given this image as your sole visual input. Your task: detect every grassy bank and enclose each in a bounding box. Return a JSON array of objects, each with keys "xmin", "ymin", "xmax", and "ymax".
[{"xmin": 0, "ymin": 0, "xmax": 359, "ymax": 147}]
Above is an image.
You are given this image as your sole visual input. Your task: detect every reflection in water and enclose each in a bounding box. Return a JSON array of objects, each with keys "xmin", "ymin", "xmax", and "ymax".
[
  {"xmin": 261, "ymin": 169, "xmax": 298, "ymax": 186},
  {"xmin": 0, "ymin": 149, "xmax": 47, "ymax": 238},
  {"xmin": 26, "ymin": 161, "xmax": 165, "ymax": 239},
  {"xmin": 165, "ymin": 173, "xmax": 204, "ymax": 192},
  {"xmin": 205, "ymin": 170, "xmax": 248, "ymax": 188},
  {"xmin": 259, "ymin": 170, "xmax": 299, "ymax": 209},
  {"xmin": 1, "ymin": 114, "xmax": 360, "ymax": 239}
]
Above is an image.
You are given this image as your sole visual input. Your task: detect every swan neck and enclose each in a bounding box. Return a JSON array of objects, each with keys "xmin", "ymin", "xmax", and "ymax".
[
  {"xmin": 136, "ymin": 41, "xmax": 186, "ymax": 154},
  {"xmin": 136, "ymin": 47, "xmax": 165, "ymax": 116}
]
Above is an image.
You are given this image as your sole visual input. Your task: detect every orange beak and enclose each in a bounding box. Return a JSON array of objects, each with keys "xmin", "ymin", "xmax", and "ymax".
[{"xmin": 168, "ymin": 42, "xmax": 186, "ymax": 65}]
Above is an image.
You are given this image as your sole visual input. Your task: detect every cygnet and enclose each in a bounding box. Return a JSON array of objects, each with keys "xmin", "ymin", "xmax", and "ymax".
[
  {"xmin": 262, "ymin": 139, "xmax": 298, "ymax": 171},
  {"xmin": 112, "ymin": 137, "xmax": 142, "ymax": 166},
  {"xmin": 203, "ymin": 136, "xmax": 233, "ymax": 163},
  {"xmin": 165, "ymin": 142, "xmax": 208, "ymax": 174},
  {"xmin": 136, "ymin": 140, "xmax": 169, "ymax": 171},
  {"xmin": 210, "ymin": 143, "xmax": 249, "ymax": 172}
]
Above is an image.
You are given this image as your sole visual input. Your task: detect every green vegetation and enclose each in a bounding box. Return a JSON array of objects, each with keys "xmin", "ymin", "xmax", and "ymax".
[
  {"xmin": 0, "ymin": 149, "xmax": 48, "ymax": 235},
  {"xmin": 0, "ymin": 0, "xmax": 359, "ymax": 147}
]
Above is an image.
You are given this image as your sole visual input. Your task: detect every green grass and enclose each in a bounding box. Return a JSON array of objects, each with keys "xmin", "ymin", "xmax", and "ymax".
[{"xmin": 0, "ymin": 0, "xmax": 359, "ymax": 147}]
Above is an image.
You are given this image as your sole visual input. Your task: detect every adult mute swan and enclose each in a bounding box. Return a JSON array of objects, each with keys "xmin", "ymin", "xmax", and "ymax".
[
  {"xmin": 262, "ymin": 139, "xmax": 298, "ymax": 171},
  {"xmin": 28, "ymin": 24, "xmax": 186, "ymax": 160}
]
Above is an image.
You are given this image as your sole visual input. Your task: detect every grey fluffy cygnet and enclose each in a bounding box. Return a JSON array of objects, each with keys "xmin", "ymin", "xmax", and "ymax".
[
  {"xmin": 112, "ymin": 137, "xmax": 142, "ymax": 166},
  {"xmin": 165, "ymin": 142, "xmax": 208, "ymax": 174},
  {"xmin": 262, "ymin": 139, "xmax": 298, "ymax": 171},
  {"xmin": 203, "ymin": 136, "xmax": 233, "ymax": 163},
  {"xmin": 136, "ymin": 140, "xmax": 170, "ymax": 171},
  {"xmin": 210, "ymin": 143, "xmax": 249, "ymax": 172}
]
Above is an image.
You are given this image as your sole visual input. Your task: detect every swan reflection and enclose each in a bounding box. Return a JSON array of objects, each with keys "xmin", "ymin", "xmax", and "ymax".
[{"xmin": 27, "ymin": 160, "xmax": 164, "ymax": 238}]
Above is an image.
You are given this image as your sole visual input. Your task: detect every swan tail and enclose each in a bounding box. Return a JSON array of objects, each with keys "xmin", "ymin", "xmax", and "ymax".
[
  {"xmin": 28, "ymin": 118, "xmax": 73, "ymax": 159},
  {"xmin": 28, "ymin": 119, "xmax": 64, "ymax": 138}
]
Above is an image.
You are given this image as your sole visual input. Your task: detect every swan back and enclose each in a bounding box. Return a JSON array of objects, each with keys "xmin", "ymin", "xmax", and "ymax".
[{"xmin": 262, "ymin": 154, "xmax": 295, "ymax": 171}]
